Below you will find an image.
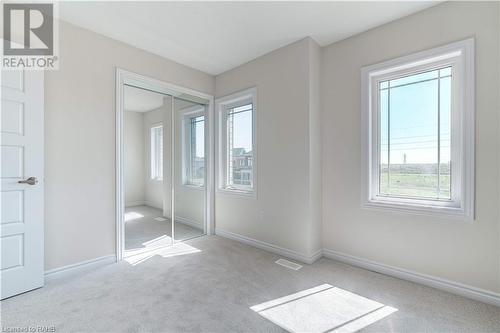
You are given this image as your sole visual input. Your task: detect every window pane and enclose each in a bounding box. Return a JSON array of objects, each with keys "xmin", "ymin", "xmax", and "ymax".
[
  {"xmin": 378, "ymin": 67, "xmax": 451, "ymax": 200},
  {"xmin": 439, "ymin": 67, "xmax": 451, "ymax": 77},
  {"xmin": 189, "ymin": 116, "xmax": 204, "ymax": 186},
  {"xmin": 379, "ymin": 88, "xmax": 389, "ymax": 195},
  {"xmin": 389, "ymin": 70, "xmax": 438, "ymax": 88},
  {"xmin": 151, "ymin": 126, "xmax": 163, "ymax": 180},
  {"xmin": 227, "ymin": 104, "xmax": 253, "ymax": 188},
  {"xmin": 439, "ymin": 75, "xmax": 451, "ymax": 199},
  {"xmin": 158, "ymin": 127, "xmax": 163, "ymax": 179}
]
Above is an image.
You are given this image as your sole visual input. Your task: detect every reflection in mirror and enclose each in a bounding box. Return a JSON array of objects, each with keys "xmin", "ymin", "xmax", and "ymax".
[
  {"xmin": 123, "ymin": 85, "xmax": 173, "ymax": 257},
  {"xmin": 173, "ymin": 96, "xmax": 206, "ymax": 241}
]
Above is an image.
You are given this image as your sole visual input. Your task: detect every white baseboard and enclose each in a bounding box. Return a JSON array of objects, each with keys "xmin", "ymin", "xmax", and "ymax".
[
  {"xmin": 310, "ymin": 248, "xmax": 323, "ymax": 262},
  {"xmin": 215, "ymin": 228, "xmax": 321, "ymax": 264},
  {"xmin": 125, "ymin": 200, "xmax": 145, "ymax": 208},
  {"xmin": 45, "ymin": 255, "xmax": 116, "ymax": 281},
  {"xmin": 125, "ymin": 201, "xmax": 162, "ymax": 209},
  {"xmin": 213, "ymin": 229, "xmax": 499, "ymax": 306},
  {"xmin": 175, "ymin": 216, "xmax": 203, "ymax": 230},
  {"xmin": 322, "ymin": 248, "xmax": 500, "ymax": 307},
  {"xmin": 41, "ymin": 233, "xmax": 499, "ymax": 307}
]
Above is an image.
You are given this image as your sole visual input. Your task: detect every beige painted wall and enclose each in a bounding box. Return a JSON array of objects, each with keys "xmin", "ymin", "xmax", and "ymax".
[
  {"xmin": 215, "ymin": 38, "xmax": 322, "ymax": 258},
  {"xmin": 307, "ymin": 39, "xmax": 323, "ymax": 255},
  {"xmin": 44, "ymin": 21, "xmax": 214, "ymax": 270},
  {"xmin": 321, "ymin": 1, "xmax": 500, "ymax": 293},
  {"xmin": 124, "ymin": 111, "xmax": 145, "ymax": 206}
]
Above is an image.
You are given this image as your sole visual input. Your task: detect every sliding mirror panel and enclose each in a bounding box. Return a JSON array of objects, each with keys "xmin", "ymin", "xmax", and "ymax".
[
  {"xmin": 123, "ymin": 85, "xmax": 173, "ymax": 257},
  {"xmin": 173, "ymin": 96, "xmax": 207, "ymax": 241}
]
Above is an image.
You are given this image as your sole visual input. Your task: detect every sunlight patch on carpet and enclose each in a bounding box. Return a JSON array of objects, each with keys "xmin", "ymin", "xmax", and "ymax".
[
  {"xmin": 251, "ymin": 284, "xmax": 397, "ymax": 333},
  {"xmin": 142, "ymin": 235, "xmax": 170, "ymax": 247},
  {"xmin": 124, "ymin": 211, "xmax": 144, "ymax": 222},
  {"xmin": 124, "ymin": 242, "xmax": 201, "ymax": 266}
]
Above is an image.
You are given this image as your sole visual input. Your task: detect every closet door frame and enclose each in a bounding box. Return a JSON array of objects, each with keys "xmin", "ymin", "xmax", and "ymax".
[{"xmin": 115, "ymin": 68, "xmax": 214, "ymax": 261}]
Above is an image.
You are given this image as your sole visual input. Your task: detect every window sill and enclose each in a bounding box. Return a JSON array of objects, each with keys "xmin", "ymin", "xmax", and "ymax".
[
  {"xmin": 182, "ymin": 184, "xmax": 205, "ymax": 191},
  {"xmin": 362, "ymin": 196, "xmax": 472, "ymax": 221},
  {"xmin": 217, "ymin": 187, "xmax": 255, "ymax": 198},
  {"xmin": 150, "ymin": 178, "xmax": 163, "ymax": 182}
]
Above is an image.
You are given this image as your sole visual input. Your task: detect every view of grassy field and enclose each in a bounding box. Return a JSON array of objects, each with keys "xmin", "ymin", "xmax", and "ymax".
[{"xmin": 380, "ymin": 167, "xmax": 451, "ymax": 199}]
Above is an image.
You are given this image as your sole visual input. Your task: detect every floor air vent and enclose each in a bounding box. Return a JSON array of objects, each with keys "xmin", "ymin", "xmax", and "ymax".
[
  {"xmin": 275, "ymin": 259, "xmax": 302, "ymax": 270},
  {"xmin": 153, "ymin": 217, "xmax": 167, "ymax": 222}
]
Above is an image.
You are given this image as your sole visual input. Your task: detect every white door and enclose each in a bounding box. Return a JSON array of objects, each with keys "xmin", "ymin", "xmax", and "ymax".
[{"xmin": 1, "ymin": 68, "xmax": 44, "ymax": 299}]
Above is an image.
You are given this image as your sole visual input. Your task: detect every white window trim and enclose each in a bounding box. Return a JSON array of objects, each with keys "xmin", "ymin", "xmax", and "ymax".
[
  {"xmin": 216, "ymin": 87, "xmax": 257, "ymax": 197},
  {"xmin": 150, "ymin": 123, "xmax": 163, "ymax": 181},
  {"xmin": 181, "ymin": 105, "xmax": 206, "ymax": 190},
  {"xmin": 360, "ymin": 39, "xmax": 475, "ymax": 221}
]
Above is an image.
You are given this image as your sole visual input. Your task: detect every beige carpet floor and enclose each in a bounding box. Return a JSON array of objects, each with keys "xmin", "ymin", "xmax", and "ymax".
[{"xmin": 1, "ymin": 236, "xmax": 499, "ymax": 332}]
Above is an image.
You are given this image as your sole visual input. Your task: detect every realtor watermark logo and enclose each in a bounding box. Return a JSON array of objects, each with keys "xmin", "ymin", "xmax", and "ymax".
[
  {"xmin": 2, "ymin": 326, "xmax": 56, "ymax": 332},
  {"xmin": 2, "ymin": 2, "xmax": 59, "ymax": 70}
]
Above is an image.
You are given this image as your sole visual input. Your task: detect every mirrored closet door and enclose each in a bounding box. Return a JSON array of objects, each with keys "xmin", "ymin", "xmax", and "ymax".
[
  {"xmin": 123, "ymin": 86, "xmax": 172, "ymax": 257},
  {"xmin": 122, "ymin": 84, "xmax": 209, "ymax": 259}
]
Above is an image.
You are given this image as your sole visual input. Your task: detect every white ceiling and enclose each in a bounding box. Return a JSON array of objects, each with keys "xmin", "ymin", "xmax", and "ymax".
[
  {"xmin": 59, "ymin": 1, "xmax": 439, "ymax": 75},
  {"xmin": 124, "ymin": 85, "xmax": 165, "ymax": 112}
]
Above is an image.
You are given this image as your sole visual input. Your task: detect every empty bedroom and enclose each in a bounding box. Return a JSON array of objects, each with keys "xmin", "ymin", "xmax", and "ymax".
[{"xmin": 1, "ymin": 1, "xmax": 499, "ymax": 332}]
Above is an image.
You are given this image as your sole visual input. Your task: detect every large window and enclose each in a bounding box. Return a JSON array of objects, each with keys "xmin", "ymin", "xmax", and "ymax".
[
  {"xmin": 183, "ymin": 109, "xmax": 205, "ymax": 187},
  {"xmin": 379, "ymin": 67, "xmax": 452, "ymax": 200},
  {"xmin": 150, "ymin": 124, "xmax": 163, "ymax": 180},
  {"xmin": 217, "ymin": 88, "xmax": 256, "ymax": 194},
  {"xmin": 361, "ymin": 39, "xmax": 474, "ymax": 219}
]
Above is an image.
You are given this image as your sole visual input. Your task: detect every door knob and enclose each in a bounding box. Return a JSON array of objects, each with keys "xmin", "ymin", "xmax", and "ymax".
[{"xmin": 18, "ymin": 177, "xmax": 38, "ymax": 185}]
